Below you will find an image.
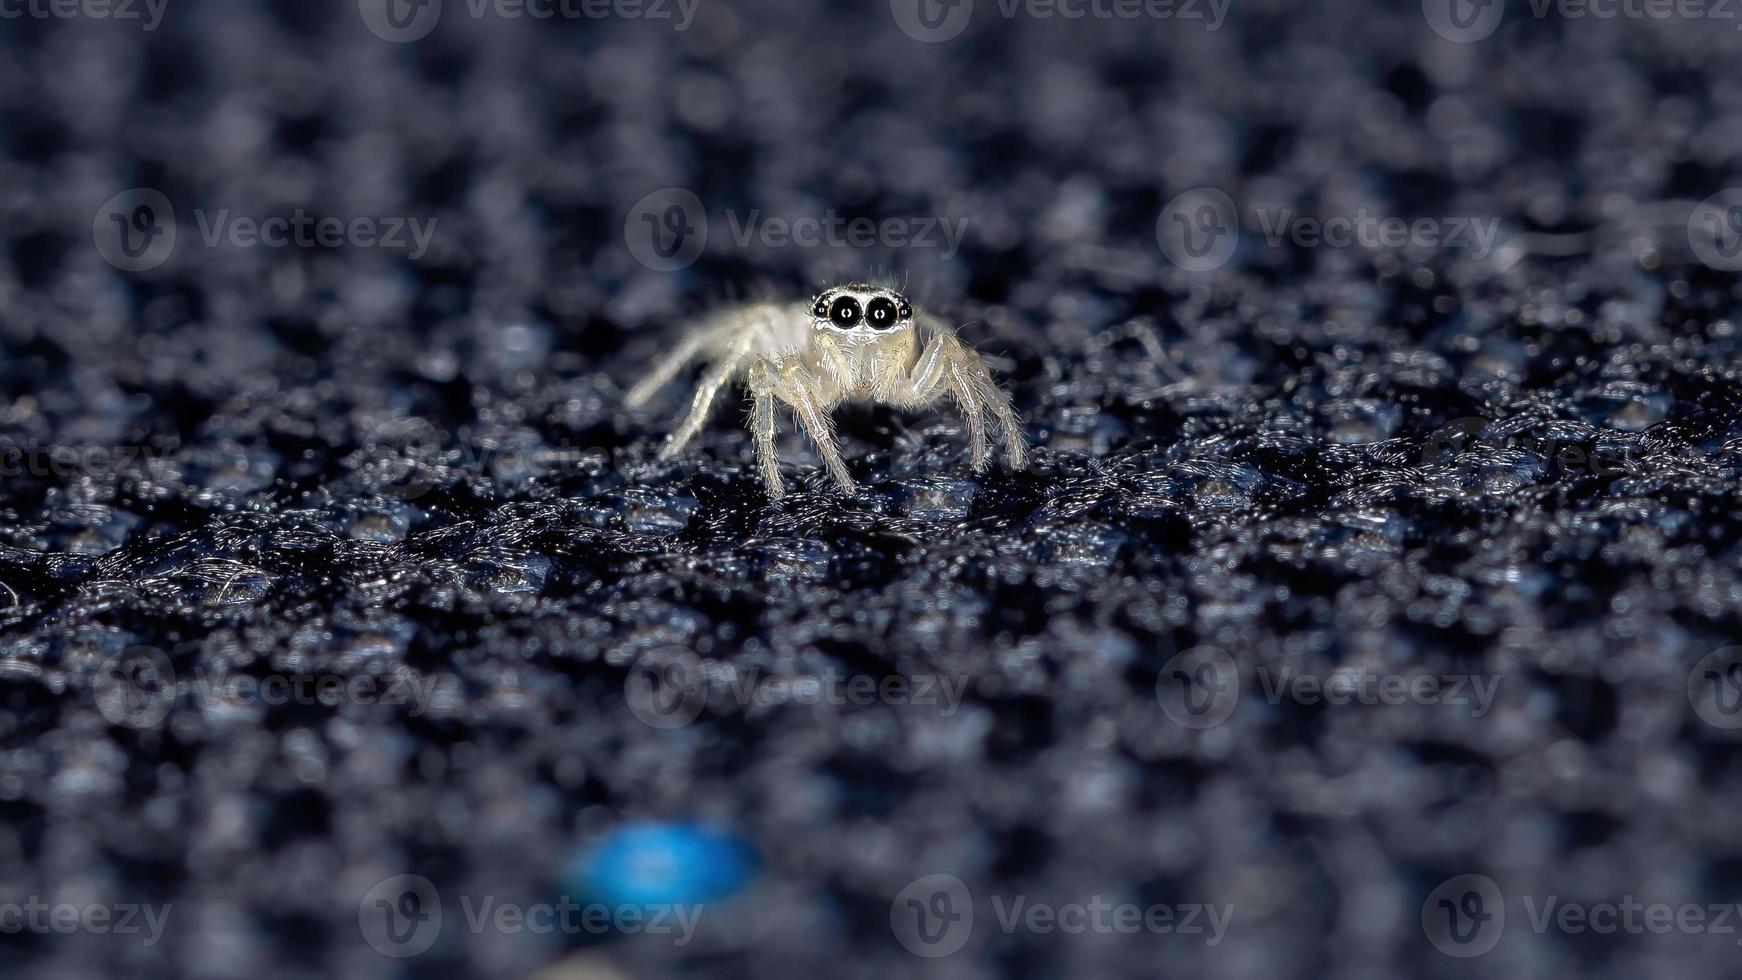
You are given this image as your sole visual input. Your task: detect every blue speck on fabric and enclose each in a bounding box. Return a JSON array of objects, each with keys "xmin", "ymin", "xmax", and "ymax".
[{"xmin": 570, "ymin": 823, "xmax": 757, "ymax": 908}]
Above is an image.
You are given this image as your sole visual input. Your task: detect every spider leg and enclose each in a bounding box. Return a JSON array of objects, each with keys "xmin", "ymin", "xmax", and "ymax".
[
  {"xmin": 775, "ymin": 355, "xmax": 856, "ymax": 491},
  {"xmin": 893, "ymin": 335, "xmax": 952, "ymax": 407},
  {"xmin": 944, "ymin": 355, "xmax": 993, "ymax": 472},
  {"xmin": 812, "ymin": 332, "xmax": 857, "ymax": 391},
  {"xmin": 952, "ymin": 342, "xmax": 1027, "ymax": 471},
  {"xmin": 746, "ymin": 362, "xmax": 785, "ymax": 498},
  {"xmin": 626, "ymin": 331, "xmax": 710, "ymax": 408},
  {"xmin": 905, "ymin": 331, "xmax": 1026, "ymax": 472},
  {"xmin": 658, "ymin": 350, "xmax": 748, "ymax": 461}
]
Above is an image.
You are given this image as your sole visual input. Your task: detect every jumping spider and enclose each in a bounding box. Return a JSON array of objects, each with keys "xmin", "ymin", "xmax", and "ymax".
[{"xmin": 627, "ymin": 283, "xmax": 1026, "ymax": 498}]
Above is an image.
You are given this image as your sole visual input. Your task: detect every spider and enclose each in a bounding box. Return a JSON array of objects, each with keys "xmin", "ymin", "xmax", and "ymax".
[{"xmin": 626, "ymin": 283, "xmax": 1027, "ymax": 498}]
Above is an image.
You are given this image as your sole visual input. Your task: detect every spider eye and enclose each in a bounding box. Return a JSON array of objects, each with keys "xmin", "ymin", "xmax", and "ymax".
[
  {"xmin": 828, "ymin": 296, "xmax": 862, "ymax": 328},
  {"xmin": 865, "ymin": 296, "xmax": 900, "ymax": 329}
]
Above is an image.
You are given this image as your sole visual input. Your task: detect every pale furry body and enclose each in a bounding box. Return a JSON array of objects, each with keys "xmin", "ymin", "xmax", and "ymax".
[{"xmin": 627, "ymin": 284, "xmax": 1026, "ymax": 498}]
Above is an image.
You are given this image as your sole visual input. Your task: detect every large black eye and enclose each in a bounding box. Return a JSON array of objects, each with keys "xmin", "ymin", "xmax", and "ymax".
[
  {"xmin": 865, "ymin": 296, "xmax": 900, "ymax": 329},
  {"xmin": 829, "ymin": 295, "xmax": 862, "ymax": 328}
]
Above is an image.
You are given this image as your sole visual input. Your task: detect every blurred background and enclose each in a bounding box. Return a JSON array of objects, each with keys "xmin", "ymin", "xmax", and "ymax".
[{"xmin": 4, "ymin": 0, "xmax": 1742, "ymax": 976}]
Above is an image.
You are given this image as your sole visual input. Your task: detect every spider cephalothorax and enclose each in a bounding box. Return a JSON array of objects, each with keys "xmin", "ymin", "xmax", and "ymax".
[{"xmin": 627, "ymin": 284, "xmax": 1025, "ymax": 498}]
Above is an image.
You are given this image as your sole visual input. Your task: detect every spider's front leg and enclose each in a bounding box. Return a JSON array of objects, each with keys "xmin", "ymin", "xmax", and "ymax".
[
  {"xmin": 772, "ymin": 354, "xmax": 856, "ymax": 492},
  {"xmin": 810, "ymin": 331, "xmax": 857, "ymax": 390},
  {"xmin": 746, "ymin": 361, "xmax": 786, "ymax": 498},
  {"xmin": 896, "ymin": 331, "xmax": 1027, "ymax": 472},
  {"xmin": 739, "ymin": 355, "xmax": 856, "ymax": 498}
]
